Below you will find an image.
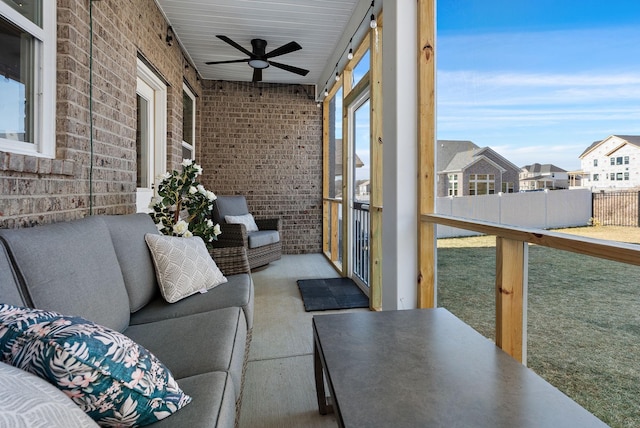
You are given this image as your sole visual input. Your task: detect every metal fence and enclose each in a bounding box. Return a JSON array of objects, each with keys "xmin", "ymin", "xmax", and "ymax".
[{"xmin": 592, "ymin": 191, "xmax": 640, "ymax": 227}]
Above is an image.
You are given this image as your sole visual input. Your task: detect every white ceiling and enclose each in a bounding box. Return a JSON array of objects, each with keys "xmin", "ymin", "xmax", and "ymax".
[{"xmin": 155, "ymin": 0, "xmax": 361, "ymax": 87}]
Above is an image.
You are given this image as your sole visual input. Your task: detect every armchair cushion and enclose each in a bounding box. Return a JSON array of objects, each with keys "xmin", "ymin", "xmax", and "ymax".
[
  {"xmin": 224, "ymin": 213, "xmax": 258, "ymax": 232},
  {"xmin": 247, "ymin": 230, "xmax": 280, "ymax": 249},
  {"xmin": 212, "ymin": 196, "xmax": 250, "ymax": 224}
]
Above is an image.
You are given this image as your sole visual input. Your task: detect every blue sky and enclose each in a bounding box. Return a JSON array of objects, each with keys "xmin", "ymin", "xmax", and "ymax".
[{"xmin": 437, "ymin": 1, "xmax": 640, "ymax": 170}]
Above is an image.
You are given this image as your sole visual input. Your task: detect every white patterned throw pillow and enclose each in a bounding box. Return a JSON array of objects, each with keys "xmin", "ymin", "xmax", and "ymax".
[
  {"xmin": 145, "ymin": 234, "xmax": 227, "ymax": 303},
  {"xmin": 224, "ymin": 213, "xmax": 259, "ymax": 232}
]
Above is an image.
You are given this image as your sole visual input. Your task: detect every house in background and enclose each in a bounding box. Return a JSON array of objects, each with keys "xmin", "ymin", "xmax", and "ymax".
[
  {"xmin": 579, "ymin": 135, "xmax": 640, "ymax": 190},
  {"xmin": 437, "ymin": 140, "xmax": 520, "ymax": 197},
  {"xmin": 519, "ymin": 163, "xmax": 568, "ymax": 191}
]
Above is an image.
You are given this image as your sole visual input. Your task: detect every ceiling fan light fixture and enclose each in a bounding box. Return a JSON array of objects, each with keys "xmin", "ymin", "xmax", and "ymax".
[{"xmin": 248, "ymin": 59, "xmax": 270, "ymax": 69}]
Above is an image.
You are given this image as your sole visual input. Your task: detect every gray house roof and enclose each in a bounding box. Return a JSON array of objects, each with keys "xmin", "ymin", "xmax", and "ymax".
[
  {"xmin": 579, "ymin": 135, "xmax": 640, "ymax": 158},
  {"xmin": 437, "ymin": 140, "xmax": 478, "ymax": 172},
  {"xmin": 521, "ymin": 163, "xmax": 567, "ymax": 174},
  {"xmin": 437, "ymin": 140, "xmax": 519, "ymax": 174}
]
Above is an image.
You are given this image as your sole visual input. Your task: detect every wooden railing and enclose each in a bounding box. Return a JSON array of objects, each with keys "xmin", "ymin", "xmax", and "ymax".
[{"xmin": 422, "ymin": 213, "xmax": 640, "ymax": 362}]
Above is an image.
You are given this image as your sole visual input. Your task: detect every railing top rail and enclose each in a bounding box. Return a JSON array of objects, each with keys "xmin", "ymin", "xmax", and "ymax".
[{"xmin": 423, "ymin": 213, "xmax": 640, "ymax": 267}]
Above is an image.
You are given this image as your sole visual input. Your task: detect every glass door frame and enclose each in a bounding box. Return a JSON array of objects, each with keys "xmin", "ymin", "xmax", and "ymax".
[
  {"xmin": 135, "ymin": 58, "xmax": 166, "ymax": 213},
  {"xmin": 346, "ymin": 87, "xmax": 371, "ymax": 293}
]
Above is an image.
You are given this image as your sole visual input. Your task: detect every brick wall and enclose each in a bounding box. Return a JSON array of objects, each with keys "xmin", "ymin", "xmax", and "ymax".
[
  {"xmin": 199, "ymin": 81, "xmax": 323, "ymax": 254},
  {"xmin": 0, "ymin": 0, "xmax": 201, "ymax": 228}
]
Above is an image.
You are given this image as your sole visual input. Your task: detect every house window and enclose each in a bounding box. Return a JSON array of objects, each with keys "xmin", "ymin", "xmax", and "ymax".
[
  {"xmin": 182, "ymin": 84, "xmax": 196, "ymax": 160},
  {"xmin": 616, "ymin": 172, "xmax": 623, "ymax": 180},
  {"xmin": 624, "ymin": 172, "xmax": 629, "ymax": 180},
  {"xmin": 502, "ymin": 182, "xmax": 513, "ymax": 193},
  {"xmin": 593, "ymin": 159, "xmax": 598, "ymax": 167},
  {"xmin": 616, "ymin": 157, "xmax": 623, "ymax": 165},
  {"xmin": 610, "ymin": 157, "xmax": 615, "ymax": 165},
  {"xmin": 0, "ymin": 1, "xmax": 55, "ymax": 157},
  {"xmin": 448, "ymin": 174, "xmax": 458, "ymax": 196},
  {"xmin": 593, "ymin": 174, "xmax": 599, "ymax": 181},
  {"xmin": 469, "ymin": 174, "xmax": 495, "ymax": 195},
  {"xmin": 624, "ymin": 156, "xmax": 629, "ymax": 165}
]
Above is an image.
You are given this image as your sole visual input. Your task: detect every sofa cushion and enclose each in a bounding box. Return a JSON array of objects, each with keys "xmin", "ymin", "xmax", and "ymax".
[
  {"xmin": 129, "ymin": 273, "xmax": 254, "ymax": 330},
  {"xmin": 145, "ymin": 234, "xmax": 227, "ymax": 303},
  {"xmin": 103, "ymin": 214, "xmax": 160, "ymax": 312},
  {"xmin": 0, "ymin": 242, "xmax": 25, "ymax": 307},
  {"xmin": 212, "ymin": 196, "xmax": 249, "ymax": 224},
  {"xmin": 225, "ymin": 213, "xmax": 258, "ymax": 232},
  {"xmin": 248, "ymin": 230, "xmax": 280, "ymax": 249},
  {"xmin": 0, "ymin": 362, "xmax": 99, "ymax": 428},
  {"xmin": 0, "ymin": 216, "xmax": 130, "ymax": 332},
  {"xmin": 0, "ymin": 304, "xmax": 191, "ymax": 427},
  {"xmin": 125, "ymin": 307, "xmax": 247, "ymax": 401},
  {"xmin": 152, "ymin": 372, "xmax": 236, "ymax": 428}
]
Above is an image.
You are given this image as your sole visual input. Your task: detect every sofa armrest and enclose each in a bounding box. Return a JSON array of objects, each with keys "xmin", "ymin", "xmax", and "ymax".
[
  {"xmin": 211, "ymin": 223, "xmax": 249, "ymax": 248},
  {"xmin": 256, "ymin": 218, "xmax": 281, "ymax": 232},
  {"xmin": 209, "ymin": 246, "xmax": 251, "ymax": 276}
]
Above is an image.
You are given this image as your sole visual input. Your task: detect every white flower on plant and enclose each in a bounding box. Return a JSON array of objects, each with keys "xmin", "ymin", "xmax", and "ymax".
[
  {"xmin": 173, "ymin": 220, "xmax": 189, "ymax": 235},
  {"xmin": 194, "ymin": 164, "xmax": 203, "ymax": 175},
  {"xmin": 188, "ymin": 186, "xmax": 197, "ymax": 195},
  {"xmin": 206, "ymin": 219, "xmax": 214, "ymax": 228},
  {"xmin": 183, "ymin": 230, "xmax": 193, "ymax": 238},
  {"xmin": 206, "ymin": 190, "xmax": 217, "ymax": 201},
  {"xmin": 182, "ymin": 158, "xmax": 193, "ymax": 167},
  {"xmin": 197, "ymin": 184, "xmax": 206, "ymax": 195},
  {"xmin": 213, "ymin": 224, "xmax": 221, "ymax": 236},
  {"xmin": 157, "ymin": 172, "xmax": 171, "ymax": 180}
]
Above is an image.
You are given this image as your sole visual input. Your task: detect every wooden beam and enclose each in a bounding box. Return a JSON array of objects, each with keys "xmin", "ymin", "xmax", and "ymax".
[
  {"xmin": 417, "ymin": 0, "xmax": 436, "ymax": 308},
  {"xmin": 330, "ymin": 202, "xmax": 339, "ymax": 262},
  {"xmin": 495, "ymin": 237, "xmax": 525, "ymax": 362},
  {"xmin": 369, "ymin": 21, "xmax": 383, "ymax": 311},
  {"xmin": 422, "ymin": 213, "xmax": 640, "ymax": 266}
]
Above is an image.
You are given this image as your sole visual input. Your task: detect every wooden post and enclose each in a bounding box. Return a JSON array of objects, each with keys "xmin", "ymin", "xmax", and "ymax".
[
  {"xmin": 369, "ymin": 19, "xmax": 383, "ymax": 311},
  {"xmin": 495, "ymin": 237, "xmax": 526, "ymax": 362},
  {"xmin": 330, "ymin": 202, "xmax": 339, "ymax": 262},
  {"xmin": 417, "ymin": 0, "xmax": 436, "ymax": 308}
]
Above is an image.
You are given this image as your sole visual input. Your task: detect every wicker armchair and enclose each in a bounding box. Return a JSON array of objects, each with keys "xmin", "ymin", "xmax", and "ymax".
[{"xmin": 211, "ymin": 195, "xmax": 282, "ymax": 269}]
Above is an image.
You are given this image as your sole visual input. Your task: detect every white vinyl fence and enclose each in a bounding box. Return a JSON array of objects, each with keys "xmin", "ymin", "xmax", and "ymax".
[{"xmin": 435, "ymin": 189, "xmax": 592, "ymax": 238}]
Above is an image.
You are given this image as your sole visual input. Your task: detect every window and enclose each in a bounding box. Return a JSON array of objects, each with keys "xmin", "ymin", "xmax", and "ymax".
[
  {"xmin": 593, "ymin": 174, "xmax": 599, "ymax": 181},
  {"xmin": 182, "ymin": 84, "xmax": 196, "ymax": 160},
  {"xmin": 616, "ymin": 172, "xmax": 623, "ymax": 180},
  {"xmin": 352, "ymin": 50, "xmax": 370, "ymax": 88},
  {"xmin": 616, "ymin": 157, "xmax": 623, "ymax": 165},
  {"xmin": 610, "ymin": 157, "xmax": 615, "ymax": 165},
  {"xmin": 502, "ymin": 182, "xmax": 514, "ymax": 193},
  {"xmin": 593, "ymin": 159, "xmax": 598, "ymax": 167},
  {"xmin": 624, "ymin": 172, "xmax": 629, "ymax": 180},
  {"xmin": 0, "ymin": 1, "xmax": 55, "ymax": 157},
  {"xmin": 469, "ymin": 174, "xmax": 495, "ymax": 195},
  {"xmin": 448, "ymin": 174, "xmax": 459, "ymax": 196},
  {"xmin": 624, "ymin": 156, "xmax": 629, "ymax": 165}
]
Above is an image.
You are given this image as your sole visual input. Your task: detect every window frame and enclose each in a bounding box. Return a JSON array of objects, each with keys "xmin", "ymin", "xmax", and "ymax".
[
  {"xmin": 0, "ymin": 1, "xmax": 56, "ymax": 158},
  {"xmin": 593, "ymin": 159, "xmax": 598, "ymax": 167},
  {"xmin": 182, "ymin": 83, "xmax": 196, "ymax": 160}
]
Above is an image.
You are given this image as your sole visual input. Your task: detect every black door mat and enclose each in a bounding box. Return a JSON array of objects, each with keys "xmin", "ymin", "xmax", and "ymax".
[{"xmin": 296, "ymin": 277, "xmax": 369, "ymax": 312}]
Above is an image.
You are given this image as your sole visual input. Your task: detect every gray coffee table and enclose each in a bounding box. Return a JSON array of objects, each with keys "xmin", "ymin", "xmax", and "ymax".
[{"xmin": 313, "ymin": 308, "xmax": 607, "ymax": 428}]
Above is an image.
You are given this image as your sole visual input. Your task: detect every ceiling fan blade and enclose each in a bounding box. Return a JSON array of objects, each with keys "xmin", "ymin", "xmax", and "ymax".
[
  {"xmin": 216, "ymin": 35, "xmax": 254, "ymax": 57},
  {"xmin": 268, "ymin": 61, "xmax": 309, "ymax": 76},
  {"xmin": 205, "ymin": 59, "xmax": 250, "ymax": 65},
  {"xmin": 252, "ymin": 68, "xmax": 263, "ymax": 82},
  {"xmin": 264, "ymin": 41, "xmax": 302, "ymax": 59}
]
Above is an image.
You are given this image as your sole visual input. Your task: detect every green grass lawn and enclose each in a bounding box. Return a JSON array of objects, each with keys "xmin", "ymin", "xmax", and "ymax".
[{"xmin": 437, "ymin": 245, "xmax": 640, "ymax": 428}]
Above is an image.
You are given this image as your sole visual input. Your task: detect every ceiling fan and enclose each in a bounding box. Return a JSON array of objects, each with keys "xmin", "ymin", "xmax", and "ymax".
[{"xmin": 206, "ymin": 35, "xmax": 310, "ymax": 82}]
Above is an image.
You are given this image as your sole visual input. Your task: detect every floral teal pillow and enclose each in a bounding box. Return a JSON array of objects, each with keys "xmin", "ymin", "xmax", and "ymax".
[{"xmin": 0, "ymin": 304, "xmax": 191, "ymax": 427}]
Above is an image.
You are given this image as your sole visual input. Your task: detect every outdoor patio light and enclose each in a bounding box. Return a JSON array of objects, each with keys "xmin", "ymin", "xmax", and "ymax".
[
  {"xmin": 166, "ymin": 26, "xmax": 174, "ymax": 46},
  {"xmin": 348, "ymin": 48, "xmax": 354, "ymax": 60},
  {"xmin": 370, "ymin": 14, "xmax": 377, "ymax": 29},
  {"xmin": 248, "ymin": 59, "xmax": 270, "ymax": 69},
  {"xmin": 335, "ymin": 72, "xmax": 340, "ymax": 81}
]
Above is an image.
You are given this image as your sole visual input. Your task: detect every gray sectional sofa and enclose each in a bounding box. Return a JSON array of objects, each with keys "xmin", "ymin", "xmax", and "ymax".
[{"xmin": 0, "ymin": 213, "xmax": 253, "ymax": 428}]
